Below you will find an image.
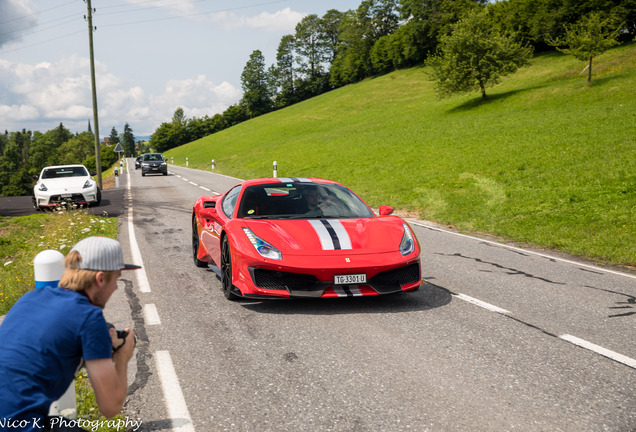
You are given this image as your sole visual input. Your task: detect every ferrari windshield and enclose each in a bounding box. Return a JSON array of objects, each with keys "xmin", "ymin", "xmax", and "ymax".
[{"xmin": 237, "ymin": 182, "xmax": 375, "ymax": 219}]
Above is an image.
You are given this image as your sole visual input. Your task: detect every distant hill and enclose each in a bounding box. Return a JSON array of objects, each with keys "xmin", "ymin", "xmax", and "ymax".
[{"xmin": 165, "ymin": 44, "xmax": 636, "ymax": 266}]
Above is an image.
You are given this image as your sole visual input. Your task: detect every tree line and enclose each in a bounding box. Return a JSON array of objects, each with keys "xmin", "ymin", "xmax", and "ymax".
[
  {"xmin": 149, "ymin": 0, "xmax": 633, "ymax": 153},
  {"xmin": 0, "ymin": 123, "xmax": 137, "ymax": 196}
]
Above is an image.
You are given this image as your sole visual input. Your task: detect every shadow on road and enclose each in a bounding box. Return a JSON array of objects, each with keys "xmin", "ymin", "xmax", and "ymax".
[{"xmin": 238, "ymin": 281, "xmax": 452, "ymax": 315}]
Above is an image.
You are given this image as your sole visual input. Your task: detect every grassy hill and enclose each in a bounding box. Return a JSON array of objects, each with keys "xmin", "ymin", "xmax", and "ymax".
[{"xmin": 165, "ymin": 44, "xmax": 636, "ymax": 267}]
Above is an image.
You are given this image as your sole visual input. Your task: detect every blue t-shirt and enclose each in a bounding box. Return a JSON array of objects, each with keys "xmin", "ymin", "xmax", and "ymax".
[{"xmin": 0, "ymin": 285, "xmax": 112, "ymax": 430}]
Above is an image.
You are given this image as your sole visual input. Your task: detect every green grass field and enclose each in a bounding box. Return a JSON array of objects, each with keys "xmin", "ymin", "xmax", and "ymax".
[{"xmin": 166, "ymin": 44, "xmax": 636, "ymax": 268}]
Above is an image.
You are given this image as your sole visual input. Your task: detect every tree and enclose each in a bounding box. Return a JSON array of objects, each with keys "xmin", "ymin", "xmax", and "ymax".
[
  {"xmin": 426, "ymin": 9, "xmax": 533, "ymax": 100},
  {"xmin": 321, "ymin": 9, "xmax": 344, "ymax": 64},
  {"xmin": 240, "ymin": 50, "xmax": 272, "ymax": 117},
  {"xmin": 121, "ymin": 123, "xmax": 136, "ymax": 156},
  {"xmin": 295, "ymin": 14, "xmax": 331, "ymax": 83},
  {"xmin": 56, "ymin": 132, "xmax": 94, "ymax": 165},
  {"xmin": 108, "ymin": 127, "xmax": 120, "ymax": 147},
  {"xmin": 273, "ymin": 34, "xmax": 296, "ymax": 108},
  {"xmin": 548, "ymin": 11, "xmax": 622, "ymax": 84}
]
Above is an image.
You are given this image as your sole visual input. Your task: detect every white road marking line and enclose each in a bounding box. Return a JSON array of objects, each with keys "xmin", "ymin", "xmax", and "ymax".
[
  {"xmin": 199, "ymin": 186, "xmax": 212, "ymax": 192},
  {"xmin": 409, "ymin": 221, "xmax": 636, "ymax": 280},
  {"xmin": 453, "ymin": 293, "xmax": 511, "ymax": 314},
  {"xmin": 188, "ymin": 181, "xmax": 198, "ymax": 186},
  {"xmin": 143, "ymin": 303, "xmax": 161, "ymax": 325},
  {"xmin": 155, "ymin": 350, "xmax": 196, "ymax": 432},
  {"xmin": 126, "ymin": 167, "xmax": 151, "ymax": 293},
  {"xmin": 560, "ymin": 334, "xmax": 636, "ymax": 369}
]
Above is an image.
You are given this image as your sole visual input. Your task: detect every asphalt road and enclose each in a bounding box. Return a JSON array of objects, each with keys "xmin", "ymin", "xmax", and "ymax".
[
  {"xmin": 7, "ymin": 160, "xmax": 636, "ymax": 431},
  {"xmin": 0, "ymin": 187, "xmax": 127, "ymax": 217}
]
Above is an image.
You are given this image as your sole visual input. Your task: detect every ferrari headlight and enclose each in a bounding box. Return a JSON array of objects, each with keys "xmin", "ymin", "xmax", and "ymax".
[
  {"xmin": 243, "ymin": 228, "xmax": 282, "ymax": 260},
  {"xmin": 38, "ymin": 183, "xmax": 48, "ymax": 191},
  {"xmin": 83, "ymin": 180, "xmax": 93, "ymax": 189},
  {"xmin": 399, "ymin": 223, "xmax": 415, "ymax": 256}
]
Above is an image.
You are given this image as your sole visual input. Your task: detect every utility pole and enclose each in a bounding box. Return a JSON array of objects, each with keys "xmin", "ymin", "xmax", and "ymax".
[{"xmin": 86, "ymin": 0, "xmax": 102, "ymax": 188}]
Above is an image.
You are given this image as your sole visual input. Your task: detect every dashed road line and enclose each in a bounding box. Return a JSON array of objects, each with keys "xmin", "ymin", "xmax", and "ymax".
[
  {"xmin": 560, "ymin": 334, "xmax": 636, "ymax": 369},
  {"xmin": 143, "ymin": 303, "xmax": 161, "ymax": 326},
  {"xmin": 155, "ymin": 350, "xmax": 196, "ymax": 432},
  {"xmin": 453, "ymin": 293, "xmax": 510, "ymax": 315},
  {"xmin": 127, "ymin": 161, "xmax": 195, "ymax": 430}
]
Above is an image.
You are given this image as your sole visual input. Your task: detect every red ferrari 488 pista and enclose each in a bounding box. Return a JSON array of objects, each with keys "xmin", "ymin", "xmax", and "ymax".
[{"xmin": 192, "ymin": 177, "xmax": 422, "ymax": 300}]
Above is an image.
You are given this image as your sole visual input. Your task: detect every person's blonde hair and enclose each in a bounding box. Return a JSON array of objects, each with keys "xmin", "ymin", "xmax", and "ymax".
[{"xmin": 59, "ymin": 250, "xmax": 116, "ymax": 292}]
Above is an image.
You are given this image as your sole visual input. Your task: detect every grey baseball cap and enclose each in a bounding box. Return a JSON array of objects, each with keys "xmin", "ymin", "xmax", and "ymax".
[{"xmin": 70, "ymin": 236, "xmax": 141, "ymax": 271}]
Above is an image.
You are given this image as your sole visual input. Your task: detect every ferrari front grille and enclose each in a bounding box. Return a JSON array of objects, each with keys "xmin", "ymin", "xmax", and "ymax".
[
  {"xmin": 251, "ymin": 268, "xmax": 319, "ymax": 292},
  {"xmin": 368, "ymin": 262, "xmax": 421, "ymax": 294}
]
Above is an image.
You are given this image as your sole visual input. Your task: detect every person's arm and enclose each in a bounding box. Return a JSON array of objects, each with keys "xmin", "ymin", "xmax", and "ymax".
[{"xmin": 84, "ymin": 328, "xmax": 135, "ymax": 418}]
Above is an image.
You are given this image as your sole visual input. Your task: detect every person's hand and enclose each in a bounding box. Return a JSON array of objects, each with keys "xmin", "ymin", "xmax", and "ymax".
[{"xmin": 109, "ymin": 327, "xmax": 135, "ymax": 362}]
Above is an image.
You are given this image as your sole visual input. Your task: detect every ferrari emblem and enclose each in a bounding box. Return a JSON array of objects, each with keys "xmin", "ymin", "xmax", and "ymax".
[{"xmin": 345, "ymin": 258, "xmax": 350, "ymax": 263}]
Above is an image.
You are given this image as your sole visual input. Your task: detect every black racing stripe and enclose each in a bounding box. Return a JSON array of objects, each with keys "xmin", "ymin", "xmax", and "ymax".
[
  {"xmin": 342, "ymin": 285, "xmax": 353, "ymax": 297},
  {"xmin": 320, "ymin": 219, "xmax": 341, "ymax": 250}
]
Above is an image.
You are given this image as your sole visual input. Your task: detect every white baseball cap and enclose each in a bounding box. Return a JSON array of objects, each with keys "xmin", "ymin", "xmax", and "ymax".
[{"xmin": 70, "ymin": 236, "xmax": 141, "ymax": 271}]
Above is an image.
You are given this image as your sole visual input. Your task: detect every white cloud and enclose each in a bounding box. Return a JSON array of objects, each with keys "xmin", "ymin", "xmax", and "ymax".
[
  {"xmin": 123, "ymin": 0, "xmax": 198, "ymax": 17},
  {"xmin": 0, "ymin": 56, "xmax": 242, "ymax": 136},
  {"xmin": 0, "ymin": 0, "xmax": 38, "ymax": 48},
  {"xmin": 207, "ymin": 7, "xmax": 306, "ymax": 32}
]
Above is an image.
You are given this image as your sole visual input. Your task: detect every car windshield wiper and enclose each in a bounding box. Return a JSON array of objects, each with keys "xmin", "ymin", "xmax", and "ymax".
[{"xmin": 281, "ymin": 214, "xmax": 333, "ymax": 219}]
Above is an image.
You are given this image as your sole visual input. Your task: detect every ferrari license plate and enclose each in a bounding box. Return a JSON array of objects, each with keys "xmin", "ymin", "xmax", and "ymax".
[{"xmin": 334, "ymin": 274, "xmax": 366, "ymax": 285}]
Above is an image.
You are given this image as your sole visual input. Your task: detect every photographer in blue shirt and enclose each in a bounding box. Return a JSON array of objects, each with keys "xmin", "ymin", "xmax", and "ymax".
[{"xmin": 0, "ymin": 237, "xmax": 140, "ymax": 431}]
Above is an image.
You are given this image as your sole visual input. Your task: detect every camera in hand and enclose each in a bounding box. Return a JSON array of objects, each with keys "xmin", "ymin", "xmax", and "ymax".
[{"xmin": 107, "ymin": 323, "xmax": 135, "ymax": 353}]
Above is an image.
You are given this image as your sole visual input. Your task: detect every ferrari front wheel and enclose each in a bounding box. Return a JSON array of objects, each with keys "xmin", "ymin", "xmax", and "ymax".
[
  {"xmin": 221, "ymin": 236, "xmax": 239, "ymax": 300},
  {"xmin": 192, "ymin": 216, "xmax": 208, "ymax": 268}
]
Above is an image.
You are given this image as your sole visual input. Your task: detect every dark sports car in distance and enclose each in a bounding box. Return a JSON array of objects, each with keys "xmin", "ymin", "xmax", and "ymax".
[
  {"xmin": 141, "ymin": 153, "xmax": 167, "ymax": 176},
  {"xmin": 192, "ymin": 177, "xmax": 422, "ymax": 300}
]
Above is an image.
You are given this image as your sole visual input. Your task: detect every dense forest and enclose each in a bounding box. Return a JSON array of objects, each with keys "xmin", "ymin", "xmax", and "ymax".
[
  {"xmin": 1, "ymin": 0, "xmax": 633, "ymax": 196},
  {"xmin": 147, "ymin": 0, "xmax": 634, "ymax": 153}
]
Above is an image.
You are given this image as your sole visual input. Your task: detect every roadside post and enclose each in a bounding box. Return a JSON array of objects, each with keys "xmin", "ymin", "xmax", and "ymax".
[
  {"xmin": 33, "ymin": 250, "xmax": 64, "ymax": 289},
  {"xmin": 211, "ymin": 159, "xmax": 215, "ymax": 169},
  {"xmin": 273, "ymin": 161, "xmax": 277, "ymax": 178},
  {"xmin": 186, "ymin": 157, "xmax": 189, "ymax": 167},
  {"xmin": 33, "ymin": 250, "xmax": 77, "ymax": 419}
]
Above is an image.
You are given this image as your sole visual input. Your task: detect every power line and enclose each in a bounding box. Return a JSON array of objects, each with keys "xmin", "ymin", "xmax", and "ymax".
[
  {"xmin": 0, "ymin": 0, "xmax": 294, "ymax": 55},
  {"xmin": 0, "ymin": 0, "xmax": 76, "ymax": 26}
]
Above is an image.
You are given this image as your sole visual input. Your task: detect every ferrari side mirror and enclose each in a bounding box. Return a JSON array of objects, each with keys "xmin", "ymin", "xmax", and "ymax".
[{"xmin": 378, "ymin": 205, "xmax": 394, "ymax": 216}]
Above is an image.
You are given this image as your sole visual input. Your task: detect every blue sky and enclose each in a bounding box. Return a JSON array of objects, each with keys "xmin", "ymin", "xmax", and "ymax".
[{"xmin": 0, "ymin": 0, "xmax": 361, "ymax": 136}]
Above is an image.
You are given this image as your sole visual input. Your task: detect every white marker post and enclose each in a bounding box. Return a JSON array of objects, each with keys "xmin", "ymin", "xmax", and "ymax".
[
  {"xmin": 273, "ymin": 161, "xmax": 277, "ymax": 178},
  {"xmin": 34, "ymin": 250, "xmax": 77, "ymax": 419}
]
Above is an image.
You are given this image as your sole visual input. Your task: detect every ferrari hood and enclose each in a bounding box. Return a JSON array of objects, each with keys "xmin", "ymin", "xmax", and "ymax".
[{"xmin": 243, "ymin": 217, "xmax": 408, "ymax": 256}]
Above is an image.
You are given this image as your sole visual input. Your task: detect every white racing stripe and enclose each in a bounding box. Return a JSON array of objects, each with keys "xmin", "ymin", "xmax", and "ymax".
[
  {"xmin": 308, "ymin": 219, "xmax": 352, "ymax": 250},
  {"xmin": 333, "ymin": 286, "xmax": 363, "ymax": 297}
]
